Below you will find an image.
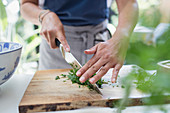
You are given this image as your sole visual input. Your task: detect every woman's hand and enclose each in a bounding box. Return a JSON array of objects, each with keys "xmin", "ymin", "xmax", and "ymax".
[
  {"xmin": 76, "ymin": 32, "xmax": 130, "ymax": 84},
  {"xmin": 76, "ymin": 0, "xmax": 138, "ymax": 84},
  {"xmin": 40, "ymin": 12, "xmax": 70, "ymax": 52}
]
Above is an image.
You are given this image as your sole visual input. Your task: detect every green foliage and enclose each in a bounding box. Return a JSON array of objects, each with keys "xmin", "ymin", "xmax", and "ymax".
[
  {"xmin": 0, "ymin": 1, "xmax": 40, "ymax": 72},
  {"xmin": 141, "ymin": 70, "xmax": 170, "ymax": 106},
  {"xmin": 126, "ymin": 42, "xmax": 157, "ymax": 70},
  {"xmin": 126, "ymin": 26, "xmax": 170, "ymax": 70},
  {"xmin": 115, "ymin": 65, "xmax": 170, "ymax": 112},
  {"xmin": 0, "ymin": 0, "xmax": 8, "ymax": 31},
  {"xmin": 22, "ymin": 35, "xmax": 40, "ymax": 62},
  {"xmin": 156, "ymin": 28, "xmax": 170, "ymax": 61},
  {"xmin": 129, "ymin": 65, "xmax": 156, "ymax": 93},
  {"xmin": 139, "ymin": 5, "xmax": 161, "ymax": 28}
]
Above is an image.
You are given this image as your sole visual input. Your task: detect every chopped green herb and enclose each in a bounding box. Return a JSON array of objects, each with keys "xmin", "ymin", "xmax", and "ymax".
[
  {"xmin": 63, "ymin": 80, "xmax": 66, "ymax": 82},
  {"xmin": 56, "ymin": 66, "xmax": 104, "ymax": 89},
  {"xmin": 102, "ymin": 81, "xmax": 109, "ymax": 84},
  {"xmin": 61, "ymin": 74, "xmax": 66, "ymax": 78},
  {"xmin": 55, "ymin": 76, "xmax": 60, "ymax": 80},
  {"xmin": 121, "ymin": 85, "xmax": 125, "ymax": 88}
]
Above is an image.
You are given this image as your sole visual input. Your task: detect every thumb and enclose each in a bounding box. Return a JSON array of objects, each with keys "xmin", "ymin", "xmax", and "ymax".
[{"xmin": 84, "ymin": 44, "xmax": 98, "ymax": 55}]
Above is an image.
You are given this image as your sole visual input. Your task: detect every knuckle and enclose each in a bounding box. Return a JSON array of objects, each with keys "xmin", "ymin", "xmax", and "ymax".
[
  {"xmin": 103, "ymin": 53, "xmax": 111, "ymax": 59},
  {"xmin": 48, "ymin": 29, "xmax": 55, "ymax": 34},
  {"xmin": 91, "ymin": 65, "xmax": 98, "ymax": 71},
  {"xmin": 100, "ymin": 42, "xmax": 107, "ymax": 47},
  {"xmin": 93, "ymin": 77, "xmax": 99, "ymax": 82},
  {"xmin": 59, "ymin": 37, "xmax": 65, "ymax": 42},
  {"xmin": 53, "ymin": 26, "xmax": 58, "ymax": 31},
  {"xmin": 41, "ymin": 30, "xmax": 46, "ymax": 35},
  {"xmin": 116, "ymin": 63, "xmax": 123, "ymax": 69},
  {"xmin": 55, "ymin": 24, "xmax": 63, "ymax": 31},
  {"xmin": 96, "ymin": 51, "xmax": 103, "ymax": 57},
  {"xmin": 100, "ymin": 66, "xmax": 107, "ymax": 72},
  {"xmin": 86, "ymin": 63, "xmax": 92, "ymax": 68},
  {"xmin": 40, "ymin": 28, "xmax": 45, "ymax": 33},
  {"xmin": 112, "ymin": 57, "xmax": 118, "ymax": 62},
  {"xmin": 43, "ymin": 29, "xmax": 47, "ymax": 33},
  {"xmin": 53, "ymin": 26, "xmax": 60, "ymax": 32},
  {"xmin": 86, "ymin": 74, "xmax": 91, "ymax": 78},
  {"xmin": 80, "ymin": 68, "xmax": 85, "ymax": 73},
  {"xmin": 84, "ymin": 74, "xmax": 90, "ymax": 78}
]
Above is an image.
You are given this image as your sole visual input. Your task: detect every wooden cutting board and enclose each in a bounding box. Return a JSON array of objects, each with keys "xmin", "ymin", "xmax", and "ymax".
[{"xmin": 19, "ymin": 66, "xmax": 147, "ymax": 113}]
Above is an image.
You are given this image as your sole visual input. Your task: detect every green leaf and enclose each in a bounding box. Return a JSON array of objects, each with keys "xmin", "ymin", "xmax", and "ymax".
[
  {"xmin": 22, "ymin": 36, "xmax": 41, "ymax": 60},
  {"xmin": 55, "ymin": 76, "xmax": 60, "ymax": 80}
]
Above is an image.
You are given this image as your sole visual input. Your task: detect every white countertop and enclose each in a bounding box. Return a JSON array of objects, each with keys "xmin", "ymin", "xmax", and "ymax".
[
  {"xmin": 0, "ymin": 67, "xmax": 170, "ymax": 113},
  {"xmin": 0, "ymin": 73, "xmax": 34, "ymax": 113}
]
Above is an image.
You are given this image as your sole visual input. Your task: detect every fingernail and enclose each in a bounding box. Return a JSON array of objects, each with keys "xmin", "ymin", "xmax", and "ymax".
[
  {"xmin": 112, "ymin": 78, "xmax": 115, "ymax": 83},
  {"xmin": 89, "ymin": 78, "xmax": 95, "ymax": 84},
  {"xmin": 76, "ymin": 71, "xmax": 81, "ymax": 76},
  {"xmin": 80, "ymin": 76, "xmax": 85, "ymax": 83},
  {"xmin": 85, "ymin": 49, "xmax": 90, "ymax": 51},
  {"xmin": 66, "ymin": 48, "xmax": 69, "ymax": 51}
]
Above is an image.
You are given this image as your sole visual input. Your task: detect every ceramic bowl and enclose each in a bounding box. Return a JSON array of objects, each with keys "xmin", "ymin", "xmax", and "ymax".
[
  {"xmin": 0, "ymin": 42, "xmax": 22, "ymax": 85},
  {"xmin": 157, "ymin": 60, "xmax": 170, "ymax": 75}
]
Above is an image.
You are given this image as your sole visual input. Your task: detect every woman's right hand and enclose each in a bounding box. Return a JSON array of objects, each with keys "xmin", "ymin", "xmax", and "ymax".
[{"xmin": 40, "ymin": 11, "xmax": 70, "ymax": 52}]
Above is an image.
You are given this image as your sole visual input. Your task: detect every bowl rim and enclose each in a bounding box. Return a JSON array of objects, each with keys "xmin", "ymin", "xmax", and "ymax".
[
  {"xmin": 0, "ymin": 42, "xmax": 22, "ymax": 55},
  {"xmin": 157, "ymin": 60, "xmax": 170, "ymax": 69}
]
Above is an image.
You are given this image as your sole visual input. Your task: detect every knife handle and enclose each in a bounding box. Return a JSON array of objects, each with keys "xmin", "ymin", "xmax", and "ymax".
[{"xmin": 55, "ymin": 38, "xmax": 61, "ymax": 47}]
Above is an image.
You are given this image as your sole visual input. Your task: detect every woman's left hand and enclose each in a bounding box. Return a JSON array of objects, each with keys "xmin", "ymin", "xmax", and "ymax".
[{"xmin": 76, "ymin": 33, "xmax": 130, "ymax": 84}]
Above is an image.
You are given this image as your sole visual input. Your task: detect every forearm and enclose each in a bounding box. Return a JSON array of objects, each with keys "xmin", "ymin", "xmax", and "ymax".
[
  {"xmin": 20, "ymin": 0, "xmax": 43, "ymax": 25},
  {"xmin": 115, "ymin": 0, "xmax": 139, "ymax": 38}
]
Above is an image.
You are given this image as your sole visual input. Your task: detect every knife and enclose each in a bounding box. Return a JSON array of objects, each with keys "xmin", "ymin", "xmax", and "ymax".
[{"xmin": 55, "ymin": 38, "xmax": 102, "ymax": 95}]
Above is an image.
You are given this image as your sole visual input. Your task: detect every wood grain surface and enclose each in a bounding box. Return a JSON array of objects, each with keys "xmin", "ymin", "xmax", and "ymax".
[{"xmin": 19, "ymin": 66, "xmax": 149, "ymax": 113}]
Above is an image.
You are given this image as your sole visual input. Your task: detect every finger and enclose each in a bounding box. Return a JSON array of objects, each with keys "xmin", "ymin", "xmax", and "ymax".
[
  {"xmin": 84, "ymin": 44, "xmax": 98, "ymax": 55},
  {"xmin": 79, "ymin": 58, "xmax": 107, "ymax": 83},
  {"xmin": 89, "ymin": 63, "xmax": 110, "ymax": 84},
  {"xmin": 56, "ymin": 29, "xmax": 70, "ymax": 52},
  {"xmin": 40, "ymin": 28, "xmax": 44, "ymax": 36},
  {"xmin": 48, "ymin": 31, "xmax": 57, "ymax": 49},
  {"xmin": 111, "ymin": 63, "xmax": 122, "ymax": 83},
  {"xmin": 76, "ymin": 54, "xmax": 100, "ymax": 77},
  {"xmin": 40, "ymin": 30, "xmax": 49, "ymax": 42}
]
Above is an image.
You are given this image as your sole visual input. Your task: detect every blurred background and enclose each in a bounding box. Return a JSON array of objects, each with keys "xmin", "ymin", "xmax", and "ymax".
[{"xmin": 0, "ymin": 0, "xmax": 169, "ymax": 74}]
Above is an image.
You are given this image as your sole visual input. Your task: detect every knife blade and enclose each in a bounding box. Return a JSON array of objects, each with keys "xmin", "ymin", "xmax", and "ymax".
[
  {"xmin": 55, "ymin": 38, "xmax": 102, "ymax": 95},
  {"xmin": 59, "ymin": 44, "xmax": 82, "ymax": 69}
]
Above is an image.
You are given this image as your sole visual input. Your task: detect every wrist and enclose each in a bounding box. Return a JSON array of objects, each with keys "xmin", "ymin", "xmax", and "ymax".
[
  {"xmin": 111, "ymin": 28, "xmax": 131, "ymax": 41},
  {"xmin": 109, "ymin": 27, "xmax": 131, "ymax": 46},
  {"xmin": 38, "ymin": 9, "xmax": 51, "ymax": 24}
]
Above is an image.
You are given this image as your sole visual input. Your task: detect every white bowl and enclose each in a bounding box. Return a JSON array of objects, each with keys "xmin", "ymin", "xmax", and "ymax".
[
  {"xmin": 157, "ymin": 60, "xmax": 170, "ymax": 75},
  {"xmin": 0, "ymin": 42, "xmax": 22, "ymax": 85}
]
